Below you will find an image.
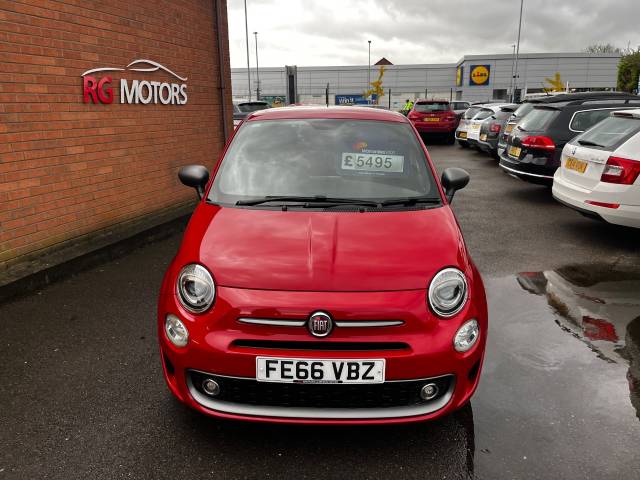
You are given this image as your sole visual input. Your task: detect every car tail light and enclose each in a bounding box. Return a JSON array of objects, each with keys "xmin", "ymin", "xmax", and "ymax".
[
  {"xmin": 600, "ymin": 156, "xmax": 640, "ymax": 185},
  {"xmin": 585, "ymin": 200, "xmax": 620, "ymax": 209},
  {"xmin": 521, "ymin": 135, "xmax": 555, "ymax": 151},
  {"xmin": 444, "ymin": 114, "xmax": 457, "ymax": 122},
  {"xmin": 490, "ymin": 123, "xmax": 501, "ymax": 133}
]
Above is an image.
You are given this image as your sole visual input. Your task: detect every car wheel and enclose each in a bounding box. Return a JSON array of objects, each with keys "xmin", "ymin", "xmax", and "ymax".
[{"xmin": 446, "ymin": 133, "xmax": 456, "ymax": 145}]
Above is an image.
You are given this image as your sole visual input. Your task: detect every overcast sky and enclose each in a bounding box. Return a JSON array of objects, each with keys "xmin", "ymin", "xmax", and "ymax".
[{"xmin": 227, "ymin": 0, "xmax": 640, "ymax": 68}]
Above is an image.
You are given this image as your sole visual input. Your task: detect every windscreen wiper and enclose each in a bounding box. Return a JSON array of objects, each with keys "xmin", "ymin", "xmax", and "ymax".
[
  {"xmin": 380, "ymin": 196, "xmax": 441, "ymax": 207},
  {"xmin": 577, "ymin": 139, "xmax": 606, "ymax": 147},
  {"xmin": 236, "ymin": 195, "xmax": 379, "ymax": 207}
]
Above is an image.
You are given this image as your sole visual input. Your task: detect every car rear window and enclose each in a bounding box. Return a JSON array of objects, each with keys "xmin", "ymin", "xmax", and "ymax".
[
  {"xmin": 473, "ymin": 108, "xmax": 494, "ymax": 120},
  {"xmin": 237, "ymin": 102, "xmax": 270, "ymax": 113},
  {"xmin": 569, "ymin": 108, "xmax": 623, "ymax": 132},
  {"xmin": 209, "ymin": 119, "xmax": 439, "ymax": 204},
  {"xmin": 512, "ymin": 102, "xmax": 534, "ymax": 120},
  {"xmin": 452, "ymin": 102, "xmax": 469, "ymax": 110},
  {"xmin": 414, "ymin": 102, "xmax": 450, "ymax": 112},
  {"xmin": 575, "ymin": 115, "xmax": 640, "ymax": 149},
  {"xmin": 463, "ymin": 107, "xmax": 481, "ymax": 119},
  {"xmin": 517, "ymin": 107, "xmax": 558, "ymax": 132},
  {"xmin": 494, "ymin": 110, "xmax": 513, "ymax": 120}
]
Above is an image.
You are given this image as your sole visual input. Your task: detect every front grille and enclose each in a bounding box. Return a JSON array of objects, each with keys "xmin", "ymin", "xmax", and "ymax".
[
  {"xmin": 189, "ymin": 371, "xmax": 453, "ymax": 409},
  {"xmin": 231, "ymin": 340, "xmax": 409, "ymax": 351}
]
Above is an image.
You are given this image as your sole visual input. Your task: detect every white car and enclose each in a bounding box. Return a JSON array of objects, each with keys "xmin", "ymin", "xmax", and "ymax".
[
  {"xmin": 466, "ymin": 104, "xmax": 511, "ymax": 148},
  {"xmin": 455, "ymin": 105, "xmax": 484, "ymax": 147},
  {"xmin": 553, "ymin": 109, "xmax": 640, "ymax": 228}
]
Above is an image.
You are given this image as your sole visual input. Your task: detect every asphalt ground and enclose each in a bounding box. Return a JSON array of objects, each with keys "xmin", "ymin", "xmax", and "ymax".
[{"xmin": 1, "ymin": 139, "xmax": 639, "ymax": 479}]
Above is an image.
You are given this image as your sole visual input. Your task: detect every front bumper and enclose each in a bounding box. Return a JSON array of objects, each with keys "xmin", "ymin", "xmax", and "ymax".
[
  {"xmin": 158, "ymin": 283, "xmax": 487, "ymax": 424},
  {"xmin": 552, "ymin": 174, "xmax": 640, "ymax": 228}
]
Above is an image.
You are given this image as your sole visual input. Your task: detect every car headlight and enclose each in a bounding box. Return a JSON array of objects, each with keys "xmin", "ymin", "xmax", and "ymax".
[
  {"xmin": 428, "ymin": 267, "xmax": 468, "ymax": 318},
  {"xmin": 176, "ymin": 263, "xmax": 215, "ymax": 313},
  {"xmin": 165, "ymin": 314, "xmax": 189, "ymax": 347},
  {"xmin": 454, "ymin": 319, "xmax": 479, "ymax": 352}
]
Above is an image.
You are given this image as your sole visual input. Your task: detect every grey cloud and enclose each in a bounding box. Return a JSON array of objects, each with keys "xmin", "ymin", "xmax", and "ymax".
[{"xmin": 228, "ymin": 0, "xmax": 640, "ymax": 67}]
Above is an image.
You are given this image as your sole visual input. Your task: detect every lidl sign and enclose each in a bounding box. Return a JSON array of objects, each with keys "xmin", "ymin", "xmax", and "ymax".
[
  {"xmin": 456, "ymin": 66, "xmax": 463, "ymax": 87},
  {"xmin": 469, "ymin": 64, "xmax": 490, "ymax": 86}
]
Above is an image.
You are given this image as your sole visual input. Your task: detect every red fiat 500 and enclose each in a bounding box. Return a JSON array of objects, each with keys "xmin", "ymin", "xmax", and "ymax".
[{"xmin": 158, "ymin": 106, "xmax": 487, "ymax": 424}]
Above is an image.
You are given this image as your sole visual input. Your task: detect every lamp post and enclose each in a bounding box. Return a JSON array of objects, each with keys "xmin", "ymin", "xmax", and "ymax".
[
  {"xmin": 512, "ymin": 0, "xmax": 524, "ymax": 102},
  {"xmin": 253, "ymin": 31, "xmax": 260, "ymax": 100},
  {"xmin": 368, "ymin": 40, "xmax": 371, "ymax": 104},
  {"xmin": 244, "ymin": 0, "xmax": 251, "ymax": 100},
  {"xmin": 510, "ymin": 44, "xmax": 516, "ymax": 102}
]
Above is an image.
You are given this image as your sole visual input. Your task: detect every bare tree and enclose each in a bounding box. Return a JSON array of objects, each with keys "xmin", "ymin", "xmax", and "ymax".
[{"xmin": 584, "ymin": 43, "xmax": 621, "ymax": 54}]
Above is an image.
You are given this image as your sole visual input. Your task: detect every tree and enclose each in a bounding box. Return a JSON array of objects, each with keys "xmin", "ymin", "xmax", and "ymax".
[
  {"xmin": 584, "ymin": 43, "xmax": 621, "ymax": 54},
  {"xmin": 617, "ymin": 49, "xmax": 640, "ymax": 92}
]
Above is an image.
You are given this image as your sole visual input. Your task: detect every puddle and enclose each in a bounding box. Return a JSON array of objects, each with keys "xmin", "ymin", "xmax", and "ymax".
[{"xmin": 472, "ymin": 265, "xmax": 640, "ymax": 479}]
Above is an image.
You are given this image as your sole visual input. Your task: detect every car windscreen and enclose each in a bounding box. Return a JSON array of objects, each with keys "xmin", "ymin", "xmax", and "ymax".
[
  {"xmin": 414, "ymin": 102, "xmax": 449, "ymax": 112},
  {"xmin": 473, "ymin": 108, "xmax": 494, "ymax": 121},
  {"xmin": 463, "ymin": 107, "xmax": 481, "ymax": 119},
  {"xmin": 575, "ymin": 115, "xmax": 640, "ymax": 150},
  {"xmin": 517, "ymin": 107, "xmax": 559, "ymax": 132},
  {"xmin": 209, "ymin": 119, "xmax": 439, "ymax": 204},
  {"xmin": 237, "ymin": 102, "xmax": 270, "ymax": 113}
]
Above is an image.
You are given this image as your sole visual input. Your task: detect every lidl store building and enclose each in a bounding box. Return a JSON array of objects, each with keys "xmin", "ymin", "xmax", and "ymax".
[{"xmin": 231, "ymin": 52, "xmax": 622, "ymax": 109}]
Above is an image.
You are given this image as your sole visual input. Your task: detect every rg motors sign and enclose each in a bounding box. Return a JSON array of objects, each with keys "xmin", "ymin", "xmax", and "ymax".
[{"xmin": 81, "ymin": 59, "xmax": 188, "ymax": 105}]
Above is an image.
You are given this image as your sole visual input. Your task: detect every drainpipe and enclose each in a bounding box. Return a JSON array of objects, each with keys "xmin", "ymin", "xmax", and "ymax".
[{"xmin": 214, "ymin": 0, "xmax": 229, "ymax": 141}]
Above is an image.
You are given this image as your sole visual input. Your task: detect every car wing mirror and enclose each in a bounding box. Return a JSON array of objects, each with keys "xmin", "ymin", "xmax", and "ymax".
[
  {"xmin": 178, "ymin": 165, "xmax": 210, "ymax": 199},
  {"xmin": 441, "ymin": 167, "xmax": 470, "ymax": 203}
]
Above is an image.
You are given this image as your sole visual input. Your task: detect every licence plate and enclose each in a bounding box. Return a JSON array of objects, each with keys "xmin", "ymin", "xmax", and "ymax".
[
  {"xmin": 480, "ymin": 133, "xmax": 487, "ymax": 141},
  {"xmin": 505, "ymin": 124, "xmax": 514, "ymax": 133},
  {"xmin": 256, "ymin": 357, "xmax": 385, "ymax": 384},
  {"xmin": 458, "ymin": 131, "xmax": 467, "ymax": 139},
  {"xmin": 508, "ymin": 145, "xmax": 521, "ymax": 158},
  {"xmin": 424, "ymin": 117, "xmax": 439, "ymax": 122},
  {"xmin": 471, "ymin": 124, "xmax": 480, "ymax": 130},
  {"xmin": 565, "ymin": 156, "xmax": 588, "ymax": 173}
]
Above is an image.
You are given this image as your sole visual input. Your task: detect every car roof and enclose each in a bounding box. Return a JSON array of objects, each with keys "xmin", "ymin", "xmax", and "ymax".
[
  {"xmin": 246, "ymin": 106, "xmax": 408, "ymax": 123},
  {"xmin": 613, "ymin": 109, "xmax": 640, "ymax": 119},
  {"xmin": 415, "ymin": 99, "xmax": 449, "ymax": 103},
  {"xmin": 529, "ymin": 91, "xmax": 638, "ymax": 104}
]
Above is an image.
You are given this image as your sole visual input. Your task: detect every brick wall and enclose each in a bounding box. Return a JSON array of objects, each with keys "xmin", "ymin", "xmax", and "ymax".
[{"xmin": 0, "ymin": 0, "xmax": 232, "ymax": 281}]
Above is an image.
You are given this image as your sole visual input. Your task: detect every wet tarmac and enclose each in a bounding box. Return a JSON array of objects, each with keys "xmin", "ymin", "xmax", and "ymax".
[{"xmin": 1, "ymin": 144, "xmax": 639, "ymax": 479}]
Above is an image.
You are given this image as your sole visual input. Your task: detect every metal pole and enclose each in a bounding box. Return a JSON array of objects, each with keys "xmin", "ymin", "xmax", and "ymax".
[
  {"xmin": 368, "ymin": 40, "xmax": 371, "ymax": 104},
  {"xmin": 253, "ymin": 31, "xmax": 260, "ymax": 99},
  {"xmin": 244, "ymin": 0, "xmax": 251, "ymax": 100},
  {"xmin": 388, "ymin": 88, "xmax": 391, "ymax": 109},
  {"xmin": 510, "ymin": 44, "xmax": 516, "ymax": 102},
  {"xmin": 513, "ymin": 0, "xmax": 524, "ymax": 102}
]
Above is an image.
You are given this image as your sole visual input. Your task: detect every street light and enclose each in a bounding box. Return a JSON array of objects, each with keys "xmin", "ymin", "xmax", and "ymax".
[
  {"xmin": 244, "ymin": 0, "xmax": 251, "ymax": 101},
  {"xmin": 368, "ymin": 40, "xmax": 372, "ymax": 104},
  {"xmin": 253, "ymin": 31, "xmax": 260, "ymax": 100},
  {"xmin": 510, "ymin": 44, "xmax": 516, "ymax": 102},
  {"xmin": 512, "ymin": 0, "xmax": 524, "ymax": 102}
]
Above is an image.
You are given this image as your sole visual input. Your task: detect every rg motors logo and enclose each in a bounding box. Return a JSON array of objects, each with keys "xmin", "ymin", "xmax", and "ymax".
[{"xmin": 81, "ymin": 59, "xmax": 188, "ymax": 105}]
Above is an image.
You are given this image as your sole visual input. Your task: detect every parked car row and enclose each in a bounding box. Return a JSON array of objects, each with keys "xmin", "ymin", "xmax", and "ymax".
[{"xmin": 454, "ymin": 92, "xmax": 640, "ymax": 228}]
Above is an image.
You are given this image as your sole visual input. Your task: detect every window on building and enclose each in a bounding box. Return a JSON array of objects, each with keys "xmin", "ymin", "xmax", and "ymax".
[{"xmin": 492, "ymin": 89, "xmax": 507, "ymax": 100}]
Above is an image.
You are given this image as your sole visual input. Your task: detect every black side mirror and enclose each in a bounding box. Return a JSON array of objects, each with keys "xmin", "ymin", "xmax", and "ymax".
[
  {"xmin": 179, "ymin": 165, "xmax": 210, "ymax": 199},
  {"xmin": 441, "ymin": 167, "xmax": 470, "ymax": 202}
]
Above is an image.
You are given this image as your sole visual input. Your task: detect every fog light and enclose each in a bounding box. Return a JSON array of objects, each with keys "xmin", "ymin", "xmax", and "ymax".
[
  {"xmin": 420, "ymin": 383, "xmax": 439, "ymax": 400},
  {"xmin": 202, "ymin": 378, "xmax": 220, "ymax": 396},
  {"xmin": 454, "ymin": 319, "xmax": 479, "ymax": 352},
  {"xmin": 165, "ymin": 314, "xmax": 189, "ymax": 347}
]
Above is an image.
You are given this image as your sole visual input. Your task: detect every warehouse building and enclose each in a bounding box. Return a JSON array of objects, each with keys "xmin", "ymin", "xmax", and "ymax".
[
  {"xmin": 0, "ymin": 1, "xmax": 232, "ymax": 289},
  {"xmin": 231, "ymin": 52, "xmax": 622, "ymax": 109}
]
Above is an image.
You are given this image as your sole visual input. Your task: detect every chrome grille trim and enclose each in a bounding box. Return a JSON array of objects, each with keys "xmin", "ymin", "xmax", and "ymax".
[
  {"xmin": 238, "ymin": 318, "xmax": 404, "ymax": 328},
  {"xmin": 335, "ymin": 320, "xmax": 404, "ymax": 328},
  {"xmin": 238, "ymin": 318, "xmax": 306, "ymax": 327},
  {"xmin": 186, "ymin": 371, "xmax": 455, "ymax": 420}
]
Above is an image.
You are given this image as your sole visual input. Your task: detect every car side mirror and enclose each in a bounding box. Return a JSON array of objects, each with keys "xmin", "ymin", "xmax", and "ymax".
[
  {"xmin": 441, "ymin": 167, "xmax": 470, "ymax": 202},
  {"xmin": 179, "ymin": 165, "xmax": 210, "ymax": 199}
]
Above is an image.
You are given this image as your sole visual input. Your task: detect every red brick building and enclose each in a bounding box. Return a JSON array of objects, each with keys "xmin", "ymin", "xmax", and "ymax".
[{"xmin": 0, "ymin": 0, "xmax": 232, "ymax": 286}]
